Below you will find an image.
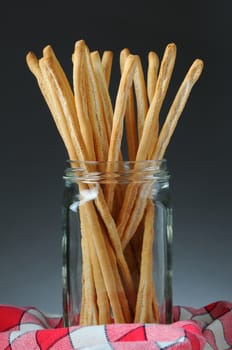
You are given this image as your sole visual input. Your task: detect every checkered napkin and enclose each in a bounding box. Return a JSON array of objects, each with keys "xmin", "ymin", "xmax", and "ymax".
[{"xmin": 0, "ymin": 301, "xmax": 231, "ymax": 349}]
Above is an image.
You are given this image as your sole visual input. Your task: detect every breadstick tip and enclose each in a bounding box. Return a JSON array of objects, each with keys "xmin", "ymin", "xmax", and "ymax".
[
  {"xmin": 26, "ymin": 51, "xmax": 39, "ymax": 73},
  {"xmin": 188, "ymin": 58, "xmax": 204, "ymax": 84},
  {"xmin": 120, "ymin": 48, "xmax": 130, "ymax": 60},
  {"xmin": 193, "ymin": 58, "xmax": 204, "ymax": 76},
  {"xmin": 102, "ymin": 50, "xmax": 113, "ymax": 60},
  {"xmin": 43, "ymin": 45, "xmax": 55, "ymax": 57},
  {"xmin": 74, "ymin": 39, "xmax": 86, "ymax": 49},
  {"xmin": 26, "ymin": 51, "xmax": 36, "ymax": 64},
  {"xmin": 165, "ymin": 43, "xmax": 177, "ymax": 54},
  {"xmin": 90, "ymin": 50, "xmax": 100, "ymax": 59},
  {"xmin": 148, "ymin": 51, "xmax": 159, "ymax": 61}
]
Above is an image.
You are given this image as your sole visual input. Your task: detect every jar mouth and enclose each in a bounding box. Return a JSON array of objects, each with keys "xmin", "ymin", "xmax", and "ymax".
[{"xmin": 63, "ymin": 159, "xmax": 170, "ymax": 183}]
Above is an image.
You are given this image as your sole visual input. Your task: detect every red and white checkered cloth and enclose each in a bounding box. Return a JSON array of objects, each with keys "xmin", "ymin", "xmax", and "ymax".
[{"xmin": 0, "ymin": 301, "xmax": 231, "ymax": 349}]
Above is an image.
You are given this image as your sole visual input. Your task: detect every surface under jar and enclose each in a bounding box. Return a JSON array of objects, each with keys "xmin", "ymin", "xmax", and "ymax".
[{"xmin": 62, "ymin": 160, "xmax": 173, "ymax": 326}]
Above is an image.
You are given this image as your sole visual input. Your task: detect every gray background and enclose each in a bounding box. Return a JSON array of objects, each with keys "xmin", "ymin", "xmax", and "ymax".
[{"xmin": 0, "ymin": 1, "xmax": 230, "ymax": 314}]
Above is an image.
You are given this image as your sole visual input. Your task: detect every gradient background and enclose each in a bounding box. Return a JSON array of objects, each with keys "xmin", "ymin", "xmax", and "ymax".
[{"xmin": 0, "ymin": 1, "xmax": 230, "ymax": 314}]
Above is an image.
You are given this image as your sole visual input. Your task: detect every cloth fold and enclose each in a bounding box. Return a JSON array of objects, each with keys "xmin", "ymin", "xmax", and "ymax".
[{"xmin": 0, "ymin": 301, "xmax": 231, "ymax": 349}]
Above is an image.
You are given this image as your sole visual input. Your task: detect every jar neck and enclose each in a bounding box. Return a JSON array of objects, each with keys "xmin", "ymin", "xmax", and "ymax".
[{"xmin": 63, "ymin": 160, "xmax": 170, "ymax": 184}]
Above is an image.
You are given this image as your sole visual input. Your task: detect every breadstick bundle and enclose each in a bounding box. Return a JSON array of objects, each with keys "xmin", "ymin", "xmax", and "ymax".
[{"xmin": 26, "ymin": 40, "xmax": 203, "ymax": 326}]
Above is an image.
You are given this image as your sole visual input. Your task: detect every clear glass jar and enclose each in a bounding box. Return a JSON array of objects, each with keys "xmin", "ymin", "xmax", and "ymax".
[{"xmin": 62, "ymin": 160, "xmax": 173, "ymax": 326}]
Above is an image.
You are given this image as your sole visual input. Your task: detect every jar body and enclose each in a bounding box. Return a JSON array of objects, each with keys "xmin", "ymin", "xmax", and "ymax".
[{"xmin": 62, "ymin": 160, "xmax": 172, "ymax": 326}]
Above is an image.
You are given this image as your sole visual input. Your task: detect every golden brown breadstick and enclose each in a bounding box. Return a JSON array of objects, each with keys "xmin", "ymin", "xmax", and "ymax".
[
  {"xmin": 121, "ymin": 49, "xmax": 148, "ymax": 141},
  {"xmin": 147, "ymin": 51, "xmax": 159, "ymax": 104},
  {"xmin": 120, "ymin": 48, "xmax": 137, "ymax": 161},
  {"xmin": 72, "ymin": 41, "xmax": 96, "ymax": 160},
  {"xmin": 26, "ymin": 52, "xmax": 77, "ymax": 160},
  {"xmin": 105, "ymin": 54, "xmax": 137, "ymax": 211},
  {"xmin": 43, "ymin": 44, "xmax": 76, "ymax": 105},
  {"xmin": 121, "ymin": 183, "xmax": 151, "ymax": 249},
  {"xmin": 80, "ymin": 43, "xmax": 108, "ymax": 160},
  {"xmin": 42, "ymin": 45, "xmax": 79, "ymax": 137},
  {"xmin": 90, "ymin": 50, "xmax": 113, "ymax": 144},
  {"xmin": 79, "ymin": 236, "xmax": 87, "ymax": 325},
  {"xmin": 152, "ymin": 59, "xmax": 204, "ymax": 160},
  {"xmin": 26, "ymin": 51, "xmax": 53, "ymax": 113},
  {"xmin": 39, "ymin": 55, "xmax": 88, "ymax": 162},
  {"xmin": 134, "ymin": 201, "xmax": 158, "ymax": 323},
  {"xmin": 81, "ymin": 205, "xmax": 111, "ymax": 324},
  {"xmin": 108, "ymin": 54, "xmax": 137, "ymax": 162},
  {"xmin": 136, "ymin": 43, "xmax": 177, "ymax": 161},
  {"xmin": 101, "ymin": 50, "xmax": 113, "ymax": 88},
  {"xmin": 133, "ymin": 55, "xmax": 149, "ymax": 141},
  {"xmin": 79, "ymin": 211, "xmax": 99, "ymax": 325}
]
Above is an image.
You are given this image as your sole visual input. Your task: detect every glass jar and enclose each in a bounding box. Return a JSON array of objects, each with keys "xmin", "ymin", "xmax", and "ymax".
[{"xmin": 62, "ymin": 160, "xmax": 173, "ymax": 327}]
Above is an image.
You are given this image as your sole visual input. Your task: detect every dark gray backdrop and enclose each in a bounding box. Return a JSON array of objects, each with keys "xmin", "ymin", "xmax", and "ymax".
[{"xmin": 0, "ymin": 1, "xmax": 230, "ymax": 314}]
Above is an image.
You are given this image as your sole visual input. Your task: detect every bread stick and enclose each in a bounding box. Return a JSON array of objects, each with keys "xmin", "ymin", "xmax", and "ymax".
[
  {"xmin": 82, "ymin": 205, "xmax": 111, "ymax": 324},
  {"xmin": 133, "ymin": 55, "xmax": 149, "ymax": 141},
  {"xmin": 90, "ymin": 50, "xmax": 113, "ymax": 145},
  {"xmin": 108, "ymin": 54, "xmax": 137, "ymax": 162},
  {"xmin": 72, "ymin": 41, "xmax": 96, "ymax": 160},
  {"xmin": 147, "ymin": 51, "xmax": 159, "ymax": 104},
  {"xmin": 39, "ymin": 56, "xmax": 88, "ymax": 162},
  {"xmin": 152, "ymin": 59, "xmax": 204, "ymax": 159},
  {"xmin": 101, "ymin": 50, "xmax": 113, "ymax": 88},
  {"xmin": 105, "ymin": 54, "xmax": 137, "ymax": 211},
  {"xmin": 120, "ymin": 48, "xmax": 137, "ymax": 160},
  {"xmin": 26, "ymin": 52, "xmax": 77, "ymax": 160},
  {"xmin": 134, "ymin": 201, "xmax": 157, "ymax": 323},
  {"xmin": 136, "ymin": 43, "xmax": 176, "ymax": 161}
]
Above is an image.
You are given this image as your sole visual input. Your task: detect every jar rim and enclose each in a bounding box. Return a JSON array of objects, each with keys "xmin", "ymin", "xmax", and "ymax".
[
  {"xmin": 66, "ymin": 159, "xmax": 166, "ymax": 166},
  {"xmin": 63, "ymin": 159, "xmax": 169, "ymax": 182}
]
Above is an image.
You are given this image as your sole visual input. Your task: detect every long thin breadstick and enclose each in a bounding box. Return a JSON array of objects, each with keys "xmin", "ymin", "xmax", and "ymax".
[
  {"xmin": 133, "ymin": 55, "xmax": 149, "ymax": 141},
  {"xmin": 38, "ymin": 56, "xmax": 88, "ymax": 162},
  {"xmin": 79, "ymin": 209, "xmax": 99, "ymax": 325},
  {"xmin": 105, "ymin": 54, "xmax": 137, "ymax": 210},
  {"xmin": 134, "ymin": 201, "xmax": 158, "ymax": 323},
  {"xmin": 152, "ymin": 59, "xmax": 204, "ymax": 159},
  {"xmin": 121, "ymin": 183, "xmax": 151, "ymax": 249},
  {"xmin": 120, "ymin": 48, "xmax": 137, "ymax": 160},
  {"xmin": 108, "ymin": 54, "xmax": 137, "ymax": 162},
  {"xmin": 101, "ymin": 50, "xmax": 113, "ymax": 88},
  {"xmin": 136, "ymin": 43, "xmax": 177, "ymax": 161},
  {"xmin": 79, "ymin": 236, "xmax": 87, "ymax": 325},
  {"xmin": 26, "ymin": 52, "xmax": 77, "ymax": 160},
  {"xmin": 82, "ymin": 206, "xmax": 111, "ymax": 324},
  {"xmin": 90, "ymin": 50, "xmax": 113, "ymax": 144},
  {"xmin": 72, "ymin": 41, "xmax": 96, "ymax": 160},
  {"xmin": 81, "ymin": 43, "xmax": 109, "ymax": 161},
  {"xmin": 41, "ymin": 46, "xmax": 80, "ymax": 141},
  {"xmin": 26, "ymin": 52, "xmax": 54, "ymax": 114},
  {"xmin": 147, "ymin": 51, "xmax": 159, "ymax": 104}
]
